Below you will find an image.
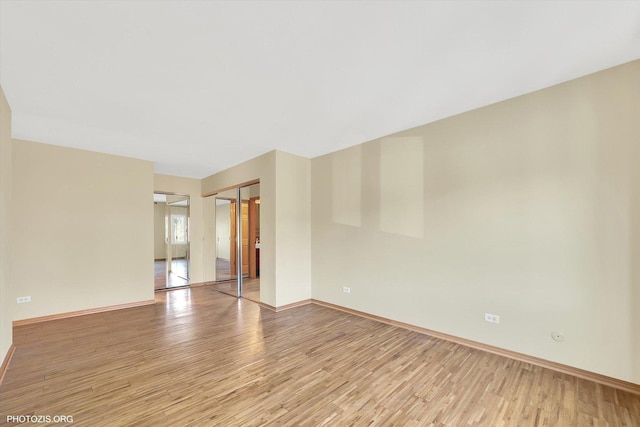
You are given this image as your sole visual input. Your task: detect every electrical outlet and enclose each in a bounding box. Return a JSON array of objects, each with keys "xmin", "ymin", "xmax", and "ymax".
[
  {"xmin": 343, "ymin": 286, "xmax": 351, "ymax": 294},
  {"xmin": 17, "ymin": 296, "xmax": 31, "ymax": 304},
  {"xmin": 484, "ymin": 313, "xmax": 500, "ymax": 324}
]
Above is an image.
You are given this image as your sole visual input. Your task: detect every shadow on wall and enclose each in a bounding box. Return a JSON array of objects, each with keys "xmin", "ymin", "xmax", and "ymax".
[{"xmin": 331, "ymin": 137, "xmax": 424, "ymax": 239}]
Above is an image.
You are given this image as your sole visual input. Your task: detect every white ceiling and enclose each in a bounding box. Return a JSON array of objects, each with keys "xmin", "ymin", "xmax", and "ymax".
[{"xmin": 1, "ymin": 1, "xmax": 639, "ymax": 179}]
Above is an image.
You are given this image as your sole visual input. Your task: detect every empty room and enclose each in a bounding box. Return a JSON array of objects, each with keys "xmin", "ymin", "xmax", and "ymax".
[{"xmin": 0, "ymin": 1, "xmax": 639, "ymax": 426}]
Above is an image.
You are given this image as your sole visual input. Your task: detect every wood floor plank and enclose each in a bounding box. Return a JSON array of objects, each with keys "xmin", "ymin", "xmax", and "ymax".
[{"xmin": 1, "ymin": 286, "xmax": 638, "ymax": 426}]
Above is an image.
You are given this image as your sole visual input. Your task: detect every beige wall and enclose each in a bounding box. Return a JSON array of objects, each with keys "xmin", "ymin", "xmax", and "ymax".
[
  {"xmin": 202, "ymin": 195, "xmax": 216, "ymax": 282},
  {"xmin": 215, "ymin": 201, "xmax": 231, "ymax": 260},
  {"xmin": 311, "ymin": 60, "xmax": 640, "ymax": 384},
  {"xmin": 153, "ymin": 202, "xmax": 166, "ymax": 259},
  {"xmin": 632, "ymin": 115, "xmax": 640, "ymax": 383},
  {"xmin": 12, "ymin": 139, "xmax": 154, "ymax": 320},
  {"xmin": 274, "ymin": 151, "xmax": 311, "ymax": 306},
  {"xmin": 0, "ymin": 86, "xmax": 13, "ymax": 362},
  {"xmin": 154, "ymin": 174, "xmax": 202, "ymax": 282}
]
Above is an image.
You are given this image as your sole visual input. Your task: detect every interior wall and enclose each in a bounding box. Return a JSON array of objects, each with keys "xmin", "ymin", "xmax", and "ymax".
[
  {"xmin": 632, "ymin": 116, "xmax": 640, "ymax": 383},
  {"xmin": 202, "ymin": 195, "xmax": 216, "ymax": 282},
  {"xmin": 12, "ymin": 139, "xmax": 154, "ymax": 320},
  {"xmin": 0, "ymin": 86, "xmax": 13, "ymax": 362},
  {"xmin": 311, "ymin": 60, "xmax": 640, "ymax": 384},
  {"xmin": 154, "ymin": 174, "xmax": 203, "ymax": 283},
  {"xmin": 274, "ymin": 151, "xmax": 311, "ymax": 306},
  {"xmin": 153, "ymin": 202, "xmax": 166, "ymax": 259},
  {"xmin": 215, "ymin": 201, "xmax": 231, "ymax": 260}
]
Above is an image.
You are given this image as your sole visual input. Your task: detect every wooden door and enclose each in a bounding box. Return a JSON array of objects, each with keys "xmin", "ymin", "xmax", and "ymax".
[
  {"xmin": 230, "ymin": 201, "xmax": 237, "ymax": 276},
  {"xmin": 241, "ymin": 201, "xmax": 249, "ymax": 275},
  {"xmin": 229, "ymin": 201, "xmax": 249, "ymax": 276}
]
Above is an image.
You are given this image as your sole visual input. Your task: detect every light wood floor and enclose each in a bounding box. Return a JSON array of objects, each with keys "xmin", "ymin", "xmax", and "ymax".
[{"xmin": 1, "ymin": 287, "xmax": 638, "ymax": 426}]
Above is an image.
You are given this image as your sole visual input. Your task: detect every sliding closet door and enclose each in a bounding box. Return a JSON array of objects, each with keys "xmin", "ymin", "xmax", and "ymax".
[
  {"xmin": 240, "ymin": 183, "xmax": 260, "ymax": 302},
  {"xmin": 212, "ymin": 188, "xmax": 239, "ymax": 297},
  {"xmin": 166, "ymin": 194, "xmax": 190, "ymax": 286},
  {"xmin": 208, "ymin": 183, "xmax": 260, "ymax": 301}
]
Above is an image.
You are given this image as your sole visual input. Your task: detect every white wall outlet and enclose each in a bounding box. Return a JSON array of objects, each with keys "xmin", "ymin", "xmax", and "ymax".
[
  {"xmin": 484, "ymin": 313, "xmax": 500, "ymax": 324},
  {"xmin": 551, "ymin": 331, "xmax": 565, "ymax": 342},
  {"xmin": 17, "ymin": 296, "xmax": 31, "ymax": 303},
  {"xmin": 343, "ymin": 286, "xmax": 351, "ymax": 294}
]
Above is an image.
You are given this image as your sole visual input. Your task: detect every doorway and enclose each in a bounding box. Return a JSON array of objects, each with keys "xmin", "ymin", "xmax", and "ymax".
[{"xmin": 154, "ymin": 193, "xmax": 190, "ymax": 290}]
